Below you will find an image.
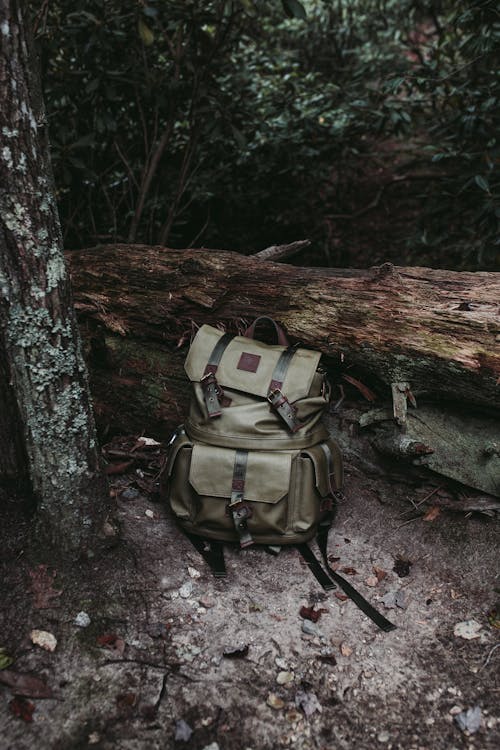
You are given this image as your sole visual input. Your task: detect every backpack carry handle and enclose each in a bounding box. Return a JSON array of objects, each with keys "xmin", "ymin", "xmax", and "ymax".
[{"xmin": 243, "ymin": 316, "xmax": 290, "ymax": 347}]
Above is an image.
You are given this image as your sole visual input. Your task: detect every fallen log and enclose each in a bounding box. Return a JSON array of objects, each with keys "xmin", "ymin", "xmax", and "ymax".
[{"xmin": 68, "ymin": 245, "xmax": 500, "ymax": 497}]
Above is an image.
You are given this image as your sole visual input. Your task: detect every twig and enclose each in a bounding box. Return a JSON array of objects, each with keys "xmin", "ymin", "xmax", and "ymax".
[
  {"xmin": 395, "ymin": 514, "xmax": 424, "ymax": 530},
  {"xmin": 99, "ymin": 658, "xmax": 165, "ymax": 669},
  {"xmin": 399, "ymin": 486, "xmax": 442, "ymax": 516},
  {"xmin": 253, "ymin": 240, "xmax": 311, "ymax": 263},
  {"xmin": 479, "ymin": 643, "xmax": 500, "ymax": 671}
]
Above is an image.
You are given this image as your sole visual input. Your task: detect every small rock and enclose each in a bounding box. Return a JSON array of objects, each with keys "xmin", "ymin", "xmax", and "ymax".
[
  {"xmin": 201, "ymin": 743, "xmax": 220, "ymax": 750},
  {"xmin": 137, "ymin": 437, "xmax": 161, "ymax": 447},
  {"xmin": 74, "ymin": 611, "xmax": 91, "ymax": 628},
  {"xmin": 394, "ymin": 590, "xmax": 407, "ymax": 609},
  {"xmin": 30, "ymin": 629, "xmax": 57, "ymax": 652},
  {"xmin": 301, "ymin": 620, "xmax": 319, "ymax": 636},
  {"xmin": 121, "ymin": 487, "xmax": 139, "ymax": 500},
  {"xmin": 267, "ymin": 693, "xmax": 285, "ymax": 710},
  {"xmin": 88, "ymin": 732, "xmax": 100, "ymax": 745},
  {"xmin": 188, "ymin": 566, "xmax": 201, "ymax": 579},
  {"xmin": 377, "ymin": 731, "xmax": 390, "ymax": 743},
  {"xmin": 145, "ymin": 509, "xmax": 154, "ymax": 518},
  {"xmin": 277, "ymin": 671, "xmax": 294, "ymax": 685},
  {"xmin": 295, "ymin": 688, "xmax": 322, "ymax": 717},
  {"xmin": 382, "ymin": 589, "xmax": 406, "ymax": 609},
  {"xmin": 179, "ymin": 581, "xmax": 194, "ymax": 599},
  {"xmin": 449, "ymin": 705, "xmax": 463, "ymax": 716},
  {"xmin": 365, "ymin": 576, "xmax": 378, "ymax": 587},
  {"xmin": 285, "ymin": 709, "xmax": 302, "ymax": 723},
  {"xmin": 101, "ymin": 521, "xmax": 117, "ymax": 538},
  {"xmin": 275, "ymin": 657, "xmax": 288, "ymax": 670},
  {"xmin": 454, "ymin": 706, "xmax": 482, "ymax": 734},
  {"xmin": 453, "ymin": 620, "xmax": 482, "ymax": 640},
  {"xmin": 174, "ymin": 719, "xmax": 193, "ymax": 742}
]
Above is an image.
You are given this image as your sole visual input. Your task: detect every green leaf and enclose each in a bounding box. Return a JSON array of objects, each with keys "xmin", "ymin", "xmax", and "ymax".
[
  {"xmin": 0, "ymin": 647, "xmax": 14, "ymax": 670},
  {"xmin": 138, "ymin": 19, "xmax": 154, "ymax": 46},
  {"xmin": 231, "ymin": 125, "xmax": 246, "ymax": 149},
  {"xmin": 474, "ymin": 175, "xmax": 490, "ymax": 192},
  {"xmin": 282, "ymin": 0, "xmax": 307, "ymax": 21}
]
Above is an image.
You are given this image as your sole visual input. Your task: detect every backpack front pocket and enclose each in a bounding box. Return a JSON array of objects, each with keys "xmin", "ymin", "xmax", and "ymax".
[{"xmin": 188, "ymin": 445, "xmax": 292, "ymax": 537}]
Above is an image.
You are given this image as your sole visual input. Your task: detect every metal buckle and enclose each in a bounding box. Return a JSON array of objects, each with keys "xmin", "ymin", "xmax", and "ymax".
[{"xmin": 267, "ymin": 388, "xmax": 284, "ymax": 406}]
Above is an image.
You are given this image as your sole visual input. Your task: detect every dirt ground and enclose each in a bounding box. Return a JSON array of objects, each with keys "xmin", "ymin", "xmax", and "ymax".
[{"xmin": 1, "ymin": 436, "xmax": 499, "ymax": 750}]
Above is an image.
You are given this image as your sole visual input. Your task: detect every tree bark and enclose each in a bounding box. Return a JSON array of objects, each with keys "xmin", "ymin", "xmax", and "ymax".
[
  {"xmin": 0, "ymin": 0, "xmax": 110, "ymax": 552},
  {"xmin": 69, "ymin": 245, "xmax": 499, "ymax": 397}
]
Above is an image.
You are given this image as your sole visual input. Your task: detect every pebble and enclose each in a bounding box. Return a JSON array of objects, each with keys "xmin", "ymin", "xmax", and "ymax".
[
  {"xmin": 201, "ymin": 744, "xmax": 220, "ymax": 750},
  {"xmin": 121, "ymin": 487, "xmax": 139, "ymax": 500},
  {"xmin": 179, "ymin": 581, "xmax": 194, "ymax": 598},
  {"xmin": 74, "ymin": 611, "xmax": 91, "ymax": 628},
  {"xmin": 145, "ymin": 509, "xmax": 154, "ymax": 518},
  {"xmin": 188, "ymin": 566, "xmax": 201, "ymax": 579},
  {"xmin": 453, "ymin": 619, "xmax": 482, "ymax": 640},
  {"xmin": 301, "ymin": 620, "xmax": 319, "ymax": 636},
  {"xmin": 267, "ymin": 693, "xmax": 285, "ymax": 710},
  {"xmin": 30, "ymin": 629, "xmax": 57, "ymax": 652},
  {"xmin": 277, "ymin": 671, "xmax": 294, "ymax": 685},
  {"xmin": 377, "ymin": 731, "xmax": 390, "ymax": 743}
]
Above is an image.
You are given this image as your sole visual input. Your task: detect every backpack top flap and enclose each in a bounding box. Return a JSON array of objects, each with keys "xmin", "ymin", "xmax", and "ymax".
[{"xmin": 184, "ymin": 324, "xmax": 322, "ymax": 402}]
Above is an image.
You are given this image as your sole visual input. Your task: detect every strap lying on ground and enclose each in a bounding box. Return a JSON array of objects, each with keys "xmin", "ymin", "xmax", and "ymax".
[{"xmin": 316, "ymin": 524, "xmax": 396, "ymax": 632}]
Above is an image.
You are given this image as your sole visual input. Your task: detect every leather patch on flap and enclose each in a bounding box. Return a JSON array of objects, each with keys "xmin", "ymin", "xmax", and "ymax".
[{"xmin": 237, "ymin": 352, "xmax": 261, "ymax": 373}]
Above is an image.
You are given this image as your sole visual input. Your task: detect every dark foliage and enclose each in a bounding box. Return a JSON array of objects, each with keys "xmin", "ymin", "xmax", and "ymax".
[{"xmin": 32, "ymin": 0, "xmax": 499, "ymax": 268}]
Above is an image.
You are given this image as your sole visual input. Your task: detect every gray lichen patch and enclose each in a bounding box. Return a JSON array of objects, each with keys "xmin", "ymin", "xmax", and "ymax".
[{"xmin": 1, "ymin": 145, "xmax": 13, "ymax": 169}]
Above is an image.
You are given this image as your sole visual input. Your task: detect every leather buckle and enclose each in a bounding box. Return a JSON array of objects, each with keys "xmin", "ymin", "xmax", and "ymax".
[{"xmin": 267, "ymin": 388, "xmax": 285, "ymax": 406}]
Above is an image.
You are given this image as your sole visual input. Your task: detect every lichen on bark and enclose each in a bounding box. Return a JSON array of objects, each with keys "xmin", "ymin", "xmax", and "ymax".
[{"xmin": 0, "ymin": 0, "xmax": 110, "ymax": 553}]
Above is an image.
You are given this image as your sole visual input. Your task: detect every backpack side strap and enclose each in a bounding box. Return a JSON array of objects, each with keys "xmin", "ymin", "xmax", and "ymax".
[
  {"xmin": 184, "ymin": 532, "xmax": 226, "ymax": 577},
  {"xmin": 316, "ymin": 524, "xmax": 396, "ymax": 632}
]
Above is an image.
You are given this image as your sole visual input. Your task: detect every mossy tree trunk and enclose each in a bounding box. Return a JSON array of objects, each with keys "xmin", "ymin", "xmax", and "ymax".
[{"xmin": 0, "ymin": 0, "xmax": 110, "ymax": 553}]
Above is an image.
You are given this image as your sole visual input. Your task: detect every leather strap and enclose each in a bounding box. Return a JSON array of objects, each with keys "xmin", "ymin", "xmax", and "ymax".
[
  {"xmin": 229, "ymin": 450, "xmax": 253, "ymax": 548},
  {"xmin": 185, "ymin": 533, "xmax": 226, "ymax": 577},
  {"xmin": 320, "ymin": 442, "xmax": 338, "ymax": 495},
  {"xmin": 244, "ymin": 317, "xmax": 290, "ymax": 347},
  {"xmin": 201, "ymin": 332, "xmax": 234, "ymax": 418},
  {"xmin": 267, "ymin": 347, "xmax": 302, "ymax": 432},
  {"xmin": 268, "ymin": 347, "xmax": 296, "ymax": 392}
]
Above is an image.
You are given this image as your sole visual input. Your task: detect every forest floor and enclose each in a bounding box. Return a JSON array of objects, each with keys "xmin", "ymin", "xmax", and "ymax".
[{"xmin": 1, "ymin": 437, "xmax": 499, "ymax": 750}]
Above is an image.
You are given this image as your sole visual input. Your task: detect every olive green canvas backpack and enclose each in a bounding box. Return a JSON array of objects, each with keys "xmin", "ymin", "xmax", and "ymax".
[{"xmin": 163, "ymin": 317, "xmax": 394, "ymax": 632}]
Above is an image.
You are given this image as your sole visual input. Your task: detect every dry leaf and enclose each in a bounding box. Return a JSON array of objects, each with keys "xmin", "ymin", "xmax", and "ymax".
[
  {"xmin": 105, "ymin": 460, "xmax": 134, "ymax": 475},
  {"xmin": 373, "ymin": 565, "xmax": 388, "ymax": 582},
  {"xmin": 96, "ymin": 633, "xmax": 126, "ymax": 655},
  {"xmin": 423, "ymin": 506, "xmax": 441, "ymax": 522},
  {"xmin": 9, "ymin": 696, "xmax": 35, "ymax": 722},
  {"xmin": 0, "ymin": 671, "xmax": 53, "ymax": 698},
  {"xmin": 299, "ymin": 606, "xmax": 327, "ymax": 623},
  {"xmin": 334, "ymin": 592, "xmax": 348, "ymax": 602},
  {"xmin": 341, "ymin": 567, "xmax": 358, "ymax": 576},
  {"xmin": 340, "ymin": 643, "xmax": 353, "ymax": 657}
]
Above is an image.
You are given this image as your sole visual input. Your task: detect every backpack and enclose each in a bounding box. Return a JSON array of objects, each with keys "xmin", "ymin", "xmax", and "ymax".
[{"xmin": 162, "ymin": 317, "xmax": 395, "ymax": 632}]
